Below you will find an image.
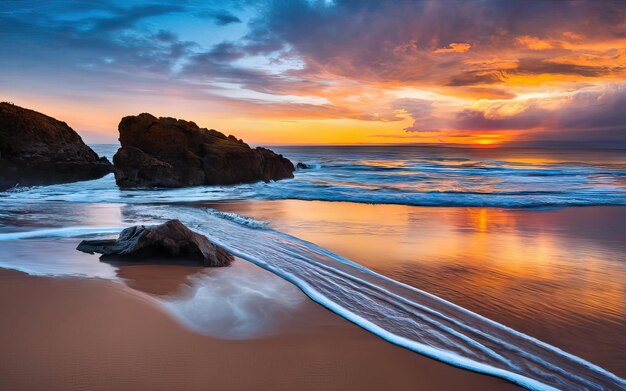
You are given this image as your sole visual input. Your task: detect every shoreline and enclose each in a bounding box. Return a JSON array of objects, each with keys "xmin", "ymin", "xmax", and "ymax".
[
  {"xmin": 0, "ymin": 202, "xmax": 623, "ymax": 388},
  {"xmin": 207, "ymin": 200, "xmax": 626, "ymax": 377},
  {"xmin": 0, "ymin": 267, "xmax": 518, "ymax": 390}
]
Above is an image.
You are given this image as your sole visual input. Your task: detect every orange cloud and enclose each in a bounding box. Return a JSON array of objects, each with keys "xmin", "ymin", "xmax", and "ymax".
[
  {"xmin": 3, "ymin": 0, "xmax": 626, "ymax": 146},
  {"xmin": 434, "ymin": 43, "xmax": 472, "ymax": 54},
  {"xmin": 516, "ymin": 35, "xmax": 555, "ymax": 50}
]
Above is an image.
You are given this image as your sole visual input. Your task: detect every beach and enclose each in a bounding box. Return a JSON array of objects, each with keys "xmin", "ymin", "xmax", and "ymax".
[
  {"xmin": 210, "ymin": 200, "xmax": 626, "ymax": 376},
  {"xmin": 1, "ymin": 145, "xmax": 624, "ymax": 390},
  {"xmin": 3, "ymin": 1, "xmax": 626, "ymax": 388},
  {"xmin": 0, "ymin": 267, "xmax": 517, "ymax": 390}
]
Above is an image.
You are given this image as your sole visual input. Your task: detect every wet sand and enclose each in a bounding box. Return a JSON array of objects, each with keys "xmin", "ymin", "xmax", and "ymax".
[
  {"xmin": 208, "ymin": 200, "xmax": 626, "ymax": 376},
  {"xmin": 0, "ymin": 267, "xmax": 518, "ymax": 390}
]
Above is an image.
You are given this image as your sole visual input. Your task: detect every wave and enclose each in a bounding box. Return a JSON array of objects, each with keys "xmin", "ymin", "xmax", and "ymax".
[
  {"xmin": 2, "ymin": 206, "xmax": 624, "ymax": 389},
  {"xmin": 259, "ymin": 189, "xmax": 626, "ymax": 208},
  {"xmin": 2, "ymin": 177, "xmax": 625, "ymax": 208},
  {"xmin": 206, "ymin": 210, "xmax": 269, "ymax": 230},
  {"xmin": 2, "ymin": 145, "xmax": 624, "ymax": 389},
  {"xmin": 135, "ymin": 205, "xmax": 625, "ymax": 390},
  {"xmin": 0, "ymin": 226, "xmax": 124, "ymax": 241},
  {"xmin": 2, "ymin": 153, "xmax": 625, "ymax": 208}
]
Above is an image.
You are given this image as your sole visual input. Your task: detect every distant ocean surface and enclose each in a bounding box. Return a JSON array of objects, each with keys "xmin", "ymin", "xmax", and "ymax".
[
  {"xmin": 3, "ymin": 144, "xmax": 624, "ymax": 207},
  {"xmin": 273, "ymin": 145, "xmax": 626, "ymax": 207},
  {"xmin": 1, "ymin": 144, "xmax": 625, "ymax": 390}
]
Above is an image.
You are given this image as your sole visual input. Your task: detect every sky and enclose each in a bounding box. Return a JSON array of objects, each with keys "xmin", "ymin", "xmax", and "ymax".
[{"xmin": 1, "ymin": 0, "xmax": 625, "ymax": 146}]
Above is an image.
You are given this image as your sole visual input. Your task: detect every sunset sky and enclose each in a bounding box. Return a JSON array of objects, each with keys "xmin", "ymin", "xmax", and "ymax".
[{"xmin": 1, "ymin": 0, "xmax": 625, "ymax": 146}]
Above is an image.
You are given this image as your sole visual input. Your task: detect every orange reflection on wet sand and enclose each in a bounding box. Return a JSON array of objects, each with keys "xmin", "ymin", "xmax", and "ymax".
[{"xmin": 211, "ymin": 200, "xmax": 626, "ymax": 375}]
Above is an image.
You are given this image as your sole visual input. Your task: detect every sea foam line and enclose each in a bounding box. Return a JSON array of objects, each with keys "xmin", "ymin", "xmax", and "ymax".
[
  {"xmin": 202, "ymin": 236, "xmax": 557, "ymax": 391},
  {"xmin": 275, "ymin": 228, "xmax": 626, "ymax": 388},
  {"xmin": 0, "ymin": 226, "xmax": 124, "ymax": 241},
  {"xmin": 2, "ymin": 213, "xmax": 624, "ymax": 390},
  {"xmin": 278, "ymin": 244, "xmax": 598, "ymax": 388},
  {"xmin": 180, "ymin": 208, "xmax": 624, "ymax": 390}
]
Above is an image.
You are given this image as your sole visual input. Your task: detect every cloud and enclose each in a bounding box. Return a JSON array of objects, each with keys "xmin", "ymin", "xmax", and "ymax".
[
  {"xmin": 0, "ymin": 3, "xmax": 197, "ymax": 76},
  {"xmin": 85, "ymin": 4, "xmax": 185, "ymax": 31},
  {"xmin": 1, "ymin": 0, "xmax": 625, "ymax": 144},
  {"xmin": 447, "ymin": 71, "xmax": 507, "ymax": 86},
  {"xmin": 454, "ymin": 84, "xmax": 626, "ymax": 134},
  {"xmin": 240, "ymin": 0, "xmax": 626, "ymax": 85},
  {"xmin": 3, "ymin": 0, "xmax": 624, "ymax": 93},
  {"xmin": 439, "ymin": 87, "xmax": 517, "ymax": 100},
  {"xmin": 514, "ymin": 58, "xmax": 614, "ymax": 78},
  {"xmin": 397, "ymin": 84, "xmax": 626, "ymax": 146},
  {"xmin": 434, "ymin": 43, "xmax": 472, "ymax": 54},
  {"xmin": 393, "ymin": 99, "xmax": 446, "ymax": 132},
  {"xmin": 516, "ymin": 35, "xmax": 554, "ymax": 50},
  {"xmin": 195, "ymin": 10, "xmax": 242, "ymax": 25},
  {"xmin": 446, "ymin": 57, "xmax": 620, "ymax": 87}
]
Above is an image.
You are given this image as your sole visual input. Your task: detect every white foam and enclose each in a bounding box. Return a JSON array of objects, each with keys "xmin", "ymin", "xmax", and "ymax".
[
  {"xmin": 155, "ymin": 206, "xmax": 625, "ymax": 391},
  {"xmin": 208, "ymin": 241, "xmax": 557, "ymax": 391},
  {"xmin": 1, "ymin": 203, "xmax": 624, "ymax": 390},
  {"xmin": 278, "ymin": 231, "xmax": 625, "ymax": 387},
  {"xmin": 0, "ymin": 226, "xmax": 124, "ymax": 241},
  {"xmin": 206, "ymin": 210, "xmax": 269, "ymax": 230}
]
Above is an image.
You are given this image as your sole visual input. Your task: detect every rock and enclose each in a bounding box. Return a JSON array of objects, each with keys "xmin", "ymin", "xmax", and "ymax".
[
  {"xmin": 77, "ymin": 220, "xmax": 233, "ymax": 267},
  {"xmin": 296, "ymin": 162, "xmax": 309, "ymax": 169},
  {"xmin": 113, "ymin": 113, "xmax": 294, "ymax": 188},
  {"xmin": 0, "ymin": 102, "xmax": 113, "ymax": 190}
]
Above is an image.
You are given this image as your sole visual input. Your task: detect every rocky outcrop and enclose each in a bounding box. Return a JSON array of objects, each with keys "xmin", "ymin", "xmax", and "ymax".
[
  {"xmin": 296, "ymin": 162, "xmax": 309, "ymax": 169},
  {"xmin": 0, "ymin": 102, "xmax": 113, "ymax": 190},
  {"xmin": 113, "ymin": 113, "xmax": 294, "ymax": 188},
  {"xmin": 77, "ymin": 219, "xmax": 233, "ymax": 267}
]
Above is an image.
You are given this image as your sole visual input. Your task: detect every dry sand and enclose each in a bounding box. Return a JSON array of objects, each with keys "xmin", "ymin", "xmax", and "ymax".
[{"xmin": 0, "ymin": 267, "xmax": 518, "ymax": 390}]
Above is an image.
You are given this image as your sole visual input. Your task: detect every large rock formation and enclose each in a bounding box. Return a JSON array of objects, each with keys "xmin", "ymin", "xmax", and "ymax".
[
  {"xmin": 0, "ymin": 102, "xmax": 113, "ymax": 190},
  {"xmin": 77, "ymin": 219, "xmax": 233, "ymax": 267},
  {"xmin": 113, "ymin": 113, "xmax": 294, "ymax": 188}
]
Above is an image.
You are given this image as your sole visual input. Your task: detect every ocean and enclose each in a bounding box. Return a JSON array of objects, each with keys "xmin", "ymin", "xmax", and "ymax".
[
  {"xmin": 3, "ymin": 144, "xmax": 625, "ymax": 206},
  {"xmin": 0, "ymin": 145, "xmax": 625, "ymax": 390}
]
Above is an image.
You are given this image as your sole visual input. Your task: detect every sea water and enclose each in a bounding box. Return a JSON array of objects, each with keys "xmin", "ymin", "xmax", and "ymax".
[{"xmin": 1, "ymin": 145, "xmax": 625, "ymax": 390}]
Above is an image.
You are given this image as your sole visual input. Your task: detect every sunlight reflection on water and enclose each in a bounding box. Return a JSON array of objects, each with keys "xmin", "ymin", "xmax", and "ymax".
[{"xmin": 211, "ymin": 200, "xmax": 626, "ymax": 376}]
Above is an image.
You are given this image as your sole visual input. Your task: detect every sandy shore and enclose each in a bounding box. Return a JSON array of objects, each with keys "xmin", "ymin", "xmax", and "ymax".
[{"xmin": 0, "ymin": 267, "xmax": 517, "ymax": 391}]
